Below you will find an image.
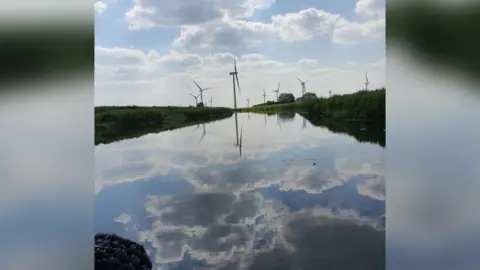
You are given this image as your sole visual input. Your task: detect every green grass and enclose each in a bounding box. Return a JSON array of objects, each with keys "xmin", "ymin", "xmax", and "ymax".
[
  {"xmin": 95, "ymin": 106, "xmax": 233, "ymax": 145},
  {"xmin": 237, "ymin": 88, "xmax": 385, "ymax": 128}
]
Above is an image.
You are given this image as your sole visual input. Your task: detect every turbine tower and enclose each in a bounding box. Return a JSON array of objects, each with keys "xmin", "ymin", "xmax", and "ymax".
[
  {"xmin": 273, "ymin": 82, "xmax": 280, "ymax": 102},
  {"xmin": 364, "ymin": 73, "xmax": 370, "ymax": 90},
  {"xmin": 189, "ymin": 93, "xmax": 200, "ymax": 105},
  {"xmin": 192, "ymin": 79, "xmax": 211, "ymax": 104},
  {"xmin": 296, "ymin": 77, "xmax": 308, "ymax": 96},
  {"xmin": 229, "ymin": 57, "xmax": 241, "ymax": 109},
  {"xmin": 246, "ymin": 98, "xmax": 250, "ymax": 107},
  {"xmin": 263, "ymin": 88, "xmax": 266, "ymax": 103}
]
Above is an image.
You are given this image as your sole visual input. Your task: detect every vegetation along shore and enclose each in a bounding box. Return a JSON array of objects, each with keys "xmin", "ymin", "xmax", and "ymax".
[
  {"xmin": 95, "ymin": 88, "xmax": 384, "ymax": 145},
  {"xmin": 237, "ymin": 88, "xmax": 385, "ymax": 129},
  {"xmin": 95, "ymin": 106, "xmax": 232, "ymax": 145}
]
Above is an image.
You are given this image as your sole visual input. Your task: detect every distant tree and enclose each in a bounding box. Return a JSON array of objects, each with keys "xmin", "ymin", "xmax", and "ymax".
[
  {"xmin": 278, "ymin": 93, "xmax": 295, "ymax": 103},
  {"xmin": 302, "ymin": 92, "xmax": 317, "ymax": 100},
  {"xmin": 196, "ymin": 102, "xmax": 205, "ymax": 107}
]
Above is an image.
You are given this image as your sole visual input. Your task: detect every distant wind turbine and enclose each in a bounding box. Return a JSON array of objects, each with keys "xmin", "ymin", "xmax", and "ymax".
[
  {"xmin": 189, "ymin": 93, "xmax": 200, "ymax": 105},
  {"xmin": 329, "ymin": 89, "xmax": 332, "ymax": 97},
  {"xmin": 364, "ymin": 73, "xmax": 370, "ymax": 90},
  {"xmin": 296, "ymin": 77, "xmax": 308, "ymax": 96},
  {"xmin": 192, "ymin": 79, "xmax": 211, "ymax": 104},
  {"xmin": 263, "ymin": 88, "xmax": 266, "ymax": 103},
  {"xmin": 273, "ymin": 82, "xmax": 280, "ymax": 102},
  {"xmin": 209, "ymin": 96, "xmax": 213, "ymax": 107},
  {"xmin": 229, "ymin": 57, "xmax": 241, "ymax": 109},
  {"xmin": 246, "ymin": 98, "xmax": 250, "ymax": 108}
]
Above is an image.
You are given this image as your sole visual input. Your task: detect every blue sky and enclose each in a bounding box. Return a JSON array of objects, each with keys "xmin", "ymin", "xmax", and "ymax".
[{"xmin": 94, "ymin": 0, "xmax": 385, "ymax": 106}]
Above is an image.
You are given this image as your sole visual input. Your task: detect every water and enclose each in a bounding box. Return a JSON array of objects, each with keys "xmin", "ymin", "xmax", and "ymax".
[{"xmin": 95, "ymin": 113, "xmax": 385, "ymax": 270}]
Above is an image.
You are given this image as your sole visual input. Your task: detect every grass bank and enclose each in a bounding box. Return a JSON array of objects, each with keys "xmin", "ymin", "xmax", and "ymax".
[
  {"xmin": 95, "ymin": 106, "xmax": 233, "ymax": 145},
  {"xmin": 238, "ymin": 88, "xmax": 385, "ymax": 128}
]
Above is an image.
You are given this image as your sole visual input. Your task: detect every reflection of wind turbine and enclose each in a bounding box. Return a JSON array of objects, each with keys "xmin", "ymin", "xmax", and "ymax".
[
  {"xmin": 264, "ymin": 114, "xmax": 267, "ymax": 128},
  {"xmin": 301, "ymin": 117, "xmax": 307, "ymax": 130},
  {"xmin": 229, "ymin": 57, "xmax": 241, "ymax": 109},
  {"xmin": 273, "ymin": 83, "xmax": 280, "ymax": 102},
  {"xmin": 192, "ymin": 79, "xmax": 211, "ymax": 104},
  {"xmin": 198, "ymin": 124, "xmax": 206, "ymax": 143},
  {"xmin": 263, "ymin": 88, "xmax": 266, "ymax": 103},
  {"xmin": 296, "ymin": 77, "xmax": 308, "ymax": 96},
  {"xmin": 239, "ymin": 124, "xmax": 243, "ymax": 158},
  {"xmin": 276, "ymin": 115, "xmax": 282, "ymax": 130},
  {"xmin": 189, "ymin": 93, "xmax": 200, "ymax": 105},
  {"xmin": 364, "ymin": 73, "xmax": 369, "ymax": 90},
  {"xmin": 193, "ymin": 124, "xmax": 206, "ymax": 143},
  {"xmin": 233, "ymin": 112, "xmax": 243, "ymax": 158}
]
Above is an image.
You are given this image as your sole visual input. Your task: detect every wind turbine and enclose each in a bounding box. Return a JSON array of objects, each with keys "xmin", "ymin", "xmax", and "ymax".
[
  {"xmin": 192, "ymin": 79, "xmax": 211, "ymax": 104},
  {"xmin": 209, "ymin": 96, "xmax": 213, "ymax": 107},
  {"xmin": 263, "ymin": 88, "xmax": 266, "ymax": 103},
  {"xmin": 272, "ymin": 82, "xmax": 280, "ymax": 102},
  {"xmin": 296, "ymin": 77, "xmax": 308, "ymax": 96},
  {"xmin": 246, "ymin": 98, "xmax": 250, "ymax": 108},
  {"xmin": 328, "ymin": 89, "xmax": 332, "ymax": 97},
  {"xmin": 364, "ymin": 73, "xmax": 370, "ymax": 90},
  {"xmin": 229, "ymin": 57, "xmax": 241, "ymax": 109},
  {"xmin": 189, "ymin": 93, "xmax": 200, "ymax": 105}
]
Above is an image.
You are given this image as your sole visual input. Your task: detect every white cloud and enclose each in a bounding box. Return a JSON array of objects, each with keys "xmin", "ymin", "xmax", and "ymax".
[
  {"xmin": 125, "ymin": 0, "xmax": 276, "ymax": 30},
  {"xmin": 95, "ymin": 45, "xmax": 385, "ymax": 106},
  {"xmin": 355, "ymin": 0, "xmax": 385, "ymax": 18},
  {"xmin": 333, "ymin": 18, "xmax": 385, "ymax": 45},
  {"xmin": 94, "ymin": 1, "xmax": 107, "ymax": 15}
]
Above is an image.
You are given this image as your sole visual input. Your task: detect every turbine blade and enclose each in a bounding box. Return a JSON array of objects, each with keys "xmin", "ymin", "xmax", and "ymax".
[
  {"xmin": 193, "ymin": 79, "xmax": 202, "ymax": 90},
  {"xmin": 235, "ymin": 74, "xmax": 241, "ymax": 94},
  {"xmin": 189, "ymin": 93, "xmax": 195, "ymax": 98},
  {"xmin": 234, "ymin": 57, "xmax": 238, "ymax": 73},
  {"xmin": 277, "ymin": 82, "xmax": 280, "ymax": 91},
  {"xmin": 203, "ymin": 87, "xmax": 212, "ymax": 91},
  {"xmin": 304, "ymin": 80, "xmax": 308, "ymax": 84},
  {"xmin": 296, "ymin": 77, "xmax": 302, "ymax": 83}
]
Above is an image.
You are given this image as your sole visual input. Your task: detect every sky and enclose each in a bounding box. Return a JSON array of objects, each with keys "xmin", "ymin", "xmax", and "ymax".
[{"xmin": 94, "ymin": 0, "xmax": 385, "ymax": 107}]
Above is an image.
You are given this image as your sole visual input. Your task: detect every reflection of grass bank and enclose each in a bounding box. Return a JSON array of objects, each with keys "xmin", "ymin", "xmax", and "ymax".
[
  {"xmin": 95, "ymin": 106, "xmax": 233, "ymax": 145},
  {"xmin": 237, "ymin": 89, "xmax": 385, "ymax": 128},
  {"xmin": 302, "ymin": 115, "xmax": 385, "ymax": 147}
]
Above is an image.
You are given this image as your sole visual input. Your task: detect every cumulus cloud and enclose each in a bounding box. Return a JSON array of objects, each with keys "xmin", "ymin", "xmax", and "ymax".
[
  {"xmin": 95, "ymin": 1, "xmax": 107, "ymax": 15},
  {"xmin": 125, "ymin": 0, "xmax": 276, "ymax": 29},
  {"xmin": 95, "ymin": 47, "xmax": 385, "ymax": 106},
  {"xmin": 333, "ymin": 18, "xmax": 385, "ymax": 45},
  {"xmin": 355, "ymin": 0, "xmax": 385, "ymax": 18}
]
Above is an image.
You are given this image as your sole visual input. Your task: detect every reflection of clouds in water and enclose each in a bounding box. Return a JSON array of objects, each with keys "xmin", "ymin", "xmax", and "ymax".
[
  {"xmin": 114, "ymin": 213, "xmax": 132, "ymax": 224},
  {"xmin": 141, "ymin": 192, "xmax": 267, "ymax": 267},
  {"xmin": 249, "ymin": 207, "xmax": 385, "ymax": 270},
  {"xmin": 357, "ymin": 176, "xmax": 385, "ymax": 200}
]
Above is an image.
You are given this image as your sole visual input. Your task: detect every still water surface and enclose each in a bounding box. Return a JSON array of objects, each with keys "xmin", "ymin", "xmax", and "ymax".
[{"xmin": 95, "ymin": 113, "xmax": 385, "ymax": 270}]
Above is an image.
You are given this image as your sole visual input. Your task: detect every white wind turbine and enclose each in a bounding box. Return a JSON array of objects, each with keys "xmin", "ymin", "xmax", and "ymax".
[
  {"xmin": 189, "ymin": 93, "xmax": 200, "ymax": 105},
  {"xmin": 263, "ymin": 88, "xmax": 266, "ymax": 103},
  {"xmin": 272, "ymin": 82, "xmax": 280, "ymax": 102},
  {"xmin": 364, "ymin": 73, "xmax": 370, "ymax": 90},
  {"xmin": 229, "ymin": 57, "xmax": 241, "ymax": 108},
  {"xmin": 192, "ymin": 79, "xmax": 211, "ymax": 104},
  {"xmin": 246, "ymin": 98, "xmax": 250, "ymax": 108},
  {"xmin": 209, "ymin": 96, "xmax": 213, "ymax": 107},
  {"xmin": 296, "ymin": 77, "xmax": 308, "ymax": 96}
]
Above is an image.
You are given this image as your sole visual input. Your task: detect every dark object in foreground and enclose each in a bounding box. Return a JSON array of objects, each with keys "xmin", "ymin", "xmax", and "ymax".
[{"xmin": 95, "ymin": 233, "xmax": 152, "ymax": 270}]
